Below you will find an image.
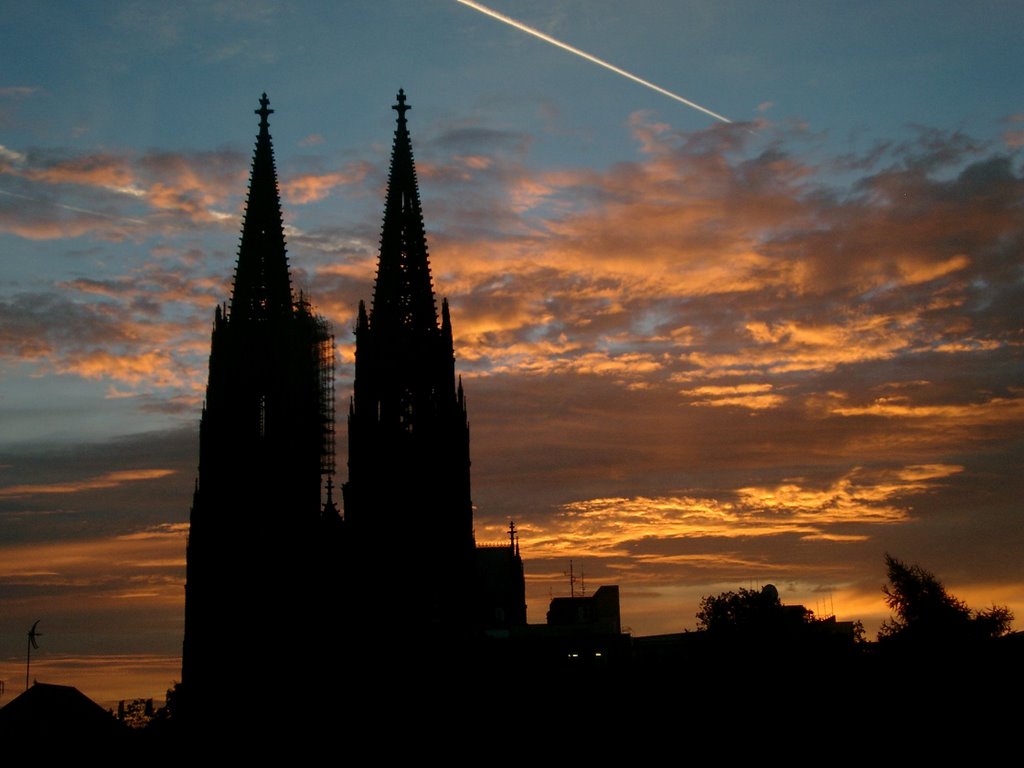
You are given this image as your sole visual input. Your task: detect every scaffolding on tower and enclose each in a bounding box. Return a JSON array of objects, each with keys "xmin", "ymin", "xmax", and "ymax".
[{"xmin": 316, "ymin": 315, "xmax": 336, "ymax": 478}]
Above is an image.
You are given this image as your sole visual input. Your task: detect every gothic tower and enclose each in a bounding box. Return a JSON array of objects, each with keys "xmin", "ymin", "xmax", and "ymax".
[
  {"xmin": 181, "ymin": 94, "xmax": 336, "ymax": 721},
  {"xmin": 343, "ymin": 90, "xmax": 476, "ymax": 633}
]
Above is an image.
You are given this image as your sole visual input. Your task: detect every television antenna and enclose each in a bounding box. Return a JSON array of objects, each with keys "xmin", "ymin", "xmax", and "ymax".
[
  {"xmin": 564, "ymin": 560, "xmax": 577, "ymax": 598},
  {"xmin": 26, "ymin": 620, "xmax": 42, "ymax": 691}
]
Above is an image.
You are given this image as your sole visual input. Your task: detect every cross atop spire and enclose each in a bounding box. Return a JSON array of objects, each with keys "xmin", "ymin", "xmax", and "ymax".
[
  {"xmin": 392, "ymin": 89, "xmax": 410, "ymax": 124},
  {"xmin": 256, "ymin": 92, "xmax": 274, "ymax": 131}
]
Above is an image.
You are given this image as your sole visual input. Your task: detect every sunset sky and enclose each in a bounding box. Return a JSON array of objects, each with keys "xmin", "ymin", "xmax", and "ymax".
[{"xmin": 1, "ymin": 1, "xmax": 1022, "ymax": 706}]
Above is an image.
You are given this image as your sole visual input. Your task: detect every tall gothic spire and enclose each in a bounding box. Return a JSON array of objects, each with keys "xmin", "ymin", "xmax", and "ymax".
[
  {"xmin": 371, "ymin": 89, "xmax": 438, "ymax": 334},
  {"xmin": 343, "ymin": 89, "xmax": 476, "ymax": 633},
  {"xmin": 183, "ymin": 95, "xmax": 337, "ymax": 730},
  {"xmin": 230, "ymin": 92, "xmax": 293, "ymax": 322}
]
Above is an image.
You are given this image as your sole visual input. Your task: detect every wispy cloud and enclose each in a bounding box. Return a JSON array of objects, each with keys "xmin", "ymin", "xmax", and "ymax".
[
  {"xmin": 517, "ymin": 463, "xmax": 958, "ymax": 561},
  {"xmin": 0, "ymin": 469, "xmax": 176, "ymax": 498},
  {"xmin": 0, "ymin": 86, "xmax": 38, "ymax": 97},
  {"xmin": 280, "ymin": 162, "xmax": 372, "ymax": 204},
  {"xmin": 0, "ymin": 146, "xmax": 249, "ymax": 238},
  {"xmin": 0, "ymin": 144, "xmax": 27, "ymax": 164},
  {"xmin": 679, "ymin": 383, "xmax": 786, "ymax": 409}
]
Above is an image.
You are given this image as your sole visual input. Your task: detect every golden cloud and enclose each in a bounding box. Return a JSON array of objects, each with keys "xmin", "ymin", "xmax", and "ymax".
[
  {"xmin": 511, "ymin": 463, "xmax": 958, "ymax": 566},
  {"xmin": 52, "ymin": 348, "xmax": 196, "ymax": 390},
  {"xmin": 1, "ymin": 148, "xmax": 250, "ymax": 233},
  {"xmin": 281, "ymin": 163, "xmax": 370, "ymax": 204},
  {"xmin": 678, "ymin": 382, "xmax": 786, "ymax": 410},
  {"xmin": 22, "ymin": 154, "xmax": 135, "ymax": 190},
  {"xmin": 0, "ymin": 525, "xmax": 186, "ymax": 599},
  {"xmin": 0, "ymin": 469, "xmax": 177, "ymax": 498},
  {"xmin": 829, "ymin": 395, "xmax": 1024, "ymax": 422}
]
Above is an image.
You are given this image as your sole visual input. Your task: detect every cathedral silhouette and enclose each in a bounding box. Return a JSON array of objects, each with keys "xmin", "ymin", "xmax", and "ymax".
[{"xmin": 181, "ymin": 92, "xmax": 525, "ymax": 727}]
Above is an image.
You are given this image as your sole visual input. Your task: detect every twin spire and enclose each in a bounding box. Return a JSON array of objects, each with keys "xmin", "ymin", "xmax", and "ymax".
[{"xmin": 231, "ymin": 89, "xmax": 438, "ymax": 338}]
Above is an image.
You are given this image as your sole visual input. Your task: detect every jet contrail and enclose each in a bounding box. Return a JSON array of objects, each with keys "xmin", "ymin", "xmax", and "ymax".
[
  {"xmin": 455, "ymin": 0, "xmax": 732, "ymax": 125},
  {"xmin": 0, "ymin": 188, "xmax": 145, "ymax": 225}
]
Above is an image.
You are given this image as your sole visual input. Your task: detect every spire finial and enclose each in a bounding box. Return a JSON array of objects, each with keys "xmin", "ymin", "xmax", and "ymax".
[
  {"xmin": 256, "ymin": 93, "xmax": 274, "ymax": 131},
  {"xmin": 392, "ymin": 89, "xmax": 410, "ymax": 124}
]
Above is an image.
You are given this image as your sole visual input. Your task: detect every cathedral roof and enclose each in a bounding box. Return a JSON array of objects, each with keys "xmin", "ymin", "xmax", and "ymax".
[
  {"xmin": 230, "ymin": 93, "xmax": 293, "ymax": 322},
  {"xmin": 371, "ymin": 89, "xmax": 439, "ymax": 335}
]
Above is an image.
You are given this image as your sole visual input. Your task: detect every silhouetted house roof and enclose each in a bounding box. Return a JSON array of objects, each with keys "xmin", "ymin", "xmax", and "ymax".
[{"xmin": 0, "ymin": 682, "xmax": 126, "ymax": 744}]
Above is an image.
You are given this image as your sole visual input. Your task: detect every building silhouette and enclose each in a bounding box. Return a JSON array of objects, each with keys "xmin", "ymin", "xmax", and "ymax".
[
  {"xmin": 342, "ymin": 89, "xmax": 478, "ymax": 635},
  {"xmin": 181, "ymin": 94, "xmax": 337, "ymax": 724},
  {"xmin": 0, "ymin": 682, "xmax": 127, "ymax": 745},
  {"xmin": 181, "ymin": 92, "xmax": 525, "ymax": 724}
]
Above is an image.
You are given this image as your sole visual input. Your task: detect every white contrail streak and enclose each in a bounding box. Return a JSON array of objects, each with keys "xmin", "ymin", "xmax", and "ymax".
[
  {"xmin": 455, "ymin": 0, "xmax": 732, "ymax": 124},
  {"xmin": 0, "ymin": 188, "xmax": 145, "ymax": 225}
]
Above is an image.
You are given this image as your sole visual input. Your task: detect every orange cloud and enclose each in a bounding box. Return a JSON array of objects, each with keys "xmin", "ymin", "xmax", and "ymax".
[
  {"xmin": 55, "ymin": 349, "xmax": 190, "ymax": 389},
  {"xmin": 0, "ymin": 147, "xmax": 250, "ymax": 236},
  {"xmin": 0, "ymin": 527, "xmax": 186, "ymax": 634},
  {"xmin": 0, "ymin": 469, "xmax": 177, "ymax": 498},
  {"xmin": 512, "ymin": 463, "xmax": 952, "ymax": 565},
  {"xmin": 422, "ymin": 118, "xmax": 1019, "ymax": 369},
  {"xmin": 678, "ymin": 383, "xmax": 785, "ymax": 410},
  {"xmin": 22, "ymin": 154, "xmax": 136, "ymax": 190},
  {"xmin": 281, "ymin": 162, "xmax": 371, "ymax": 204},
  {"xmin": 829, "ymin": 395, "xmax": 1024, "ymax": 423},
  {"xmin": 116, "ymin": 522, "xmax": 190, "ymax": 540}
]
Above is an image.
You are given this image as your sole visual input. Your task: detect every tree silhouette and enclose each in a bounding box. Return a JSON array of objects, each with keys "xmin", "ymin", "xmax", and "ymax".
[
  {"xmin": 879, "ymin": 553, "xmax": 1013, "ymax": 644},
  {"xmin": 696, "ymin": 584, "xmax": 811, "ymax": 636}
]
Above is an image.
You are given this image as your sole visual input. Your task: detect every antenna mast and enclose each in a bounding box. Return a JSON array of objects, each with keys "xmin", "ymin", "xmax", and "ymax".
[{"xmin": 26, "ymin": 620, "xmax": 41, "ymax": 691}]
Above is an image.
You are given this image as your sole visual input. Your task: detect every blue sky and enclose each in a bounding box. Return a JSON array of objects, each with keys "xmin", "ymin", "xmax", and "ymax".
[{"xmin": 1, "ymin": 1, "xmax": 1022, "ymax": 704}]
